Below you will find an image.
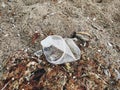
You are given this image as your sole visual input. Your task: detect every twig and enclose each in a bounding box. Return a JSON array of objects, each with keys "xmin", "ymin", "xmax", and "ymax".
[{"xmin": 1, "ymin": 81, "xmax": 10, "ymax": 90}]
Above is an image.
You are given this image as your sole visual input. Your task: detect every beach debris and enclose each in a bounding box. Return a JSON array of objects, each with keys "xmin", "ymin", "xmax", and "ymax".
[
  {"xmin": 71, "ymin": 31, "xmax": 91, "ymax": 47},
  {"xmin": 34, "ymin": 50, "xmax": 43, "ymax": 58},
  {"xmin": 41, "ymin": 35, "xmax": 81, "ymax": 64}
]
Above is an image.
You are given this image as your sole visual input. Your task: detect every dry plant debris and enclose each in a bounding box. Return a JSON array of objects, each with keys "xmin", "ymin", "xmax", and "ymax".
[{"xmin": 0, "ymin": 39, "xmax": 120, "ymax": 90}]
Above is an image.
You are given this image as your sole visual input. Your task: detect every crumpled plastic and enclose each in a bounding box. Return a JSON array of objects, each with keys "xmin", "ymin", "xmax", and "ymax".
[{"xmin": 41, "ymin": 35, "xmax": 81, "ymax": 64}]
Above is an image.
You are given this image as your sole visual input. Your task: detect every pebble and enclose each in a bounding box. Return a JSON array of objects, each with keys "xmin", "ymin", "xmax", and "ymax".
[
  {"xmin": 93, "ymin": 18, "xmax": 96, "ymax": 21},
  {"xmin": 107, "ymin": 42, "xmax": 112, "ymax": 47},
  {"xmin": 2, "ymin": 2, "xmax": 6, "ymax": 8},
  {"xmin": 12, "ymin": 78, "xmax": 15, "ymax": 81},
  {"xmin": 98, "ymin": 49, "xmax": 101, "ymax": 52},
  {"xmin": 115, "ymin": 69, "xmax": 120, "ymax": 80},
  {"xmin": 4, "ymin": 34, "xmax": 9, "ymax": 37},
  {"xmin": 73, "ymin": 76, "xmax": 76, "ymax": 79}
]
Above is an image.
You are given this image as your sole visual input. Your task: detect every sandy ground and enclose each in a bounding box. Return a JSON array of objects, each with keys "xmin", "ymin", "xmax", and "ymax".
[{"xmin": 0, "ymin": 0, "xmax": 120, "ymax": 88}]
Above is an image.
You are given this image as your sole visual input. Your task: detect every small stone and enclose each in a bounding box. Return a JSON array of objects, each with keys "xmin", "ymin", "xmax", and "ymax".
[
  {"xmin": 107, "ymin": 42, "xmax": 112, "ymax": 47},
  {"xmin": 2, "ymin": 2, "xmax": 6, "ymax": 8},
  {"xmin": 0, "ymin": 28, "xmax": 2, "ymax": 31},
  {"xmin": 73, "ymin": 76, "xmax": 76, "ymax": 79},
  {"xmin": 115, "ymin": 69, "xmax": 120, "ymax": 80},
  {"xmin": 98, "ymin": 49, "xmax": 101, "ymax": 52},
  {"xmin": 12, "ymin": 78, "xmax": 15, "ymax": 81},
  {"xmin": 4, "ymin": 34, "xmax": 9, "ymax": 37},
  {"xmin": 93, "ymin": 18, "xmax": 96, "ymax": 21},
  {"xmin": 17, "ymin": 34, "xmax": 20, "ymax": 37}
]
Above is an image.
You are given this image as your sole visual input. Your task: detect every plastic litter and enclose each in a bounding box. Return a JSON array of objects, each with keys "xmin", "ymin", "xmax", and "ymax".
[
  {"xmin": 34, "ymin": 50, "xmax": 43, "ymax": 58},
  {"xmin": 41, "ymin": 35, "xmax": 81, "ymax": 64}
]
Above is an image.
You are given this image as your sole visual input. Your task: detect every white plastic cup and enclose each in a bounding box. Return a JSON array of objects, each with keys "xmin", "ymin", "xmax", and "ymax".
[{"xmin": 41, "ymin": 35, "xmax": 81, "ymax": 64}]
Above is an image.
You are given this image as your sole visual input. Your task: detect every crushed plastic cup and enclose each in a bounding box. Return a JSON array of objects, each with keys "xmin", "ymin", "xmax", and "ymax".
[{"xmin": 41, "ymin": 35, "xmax": 81, "ymax": 64}]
